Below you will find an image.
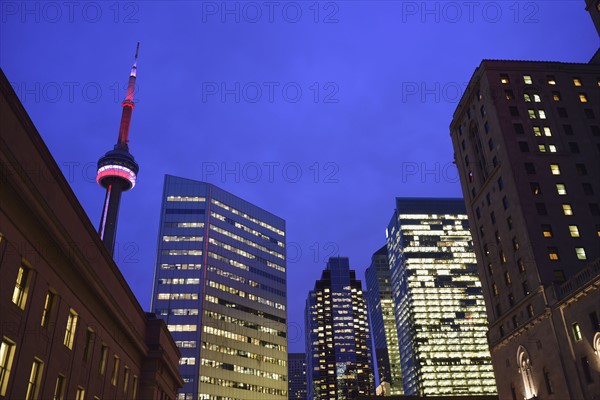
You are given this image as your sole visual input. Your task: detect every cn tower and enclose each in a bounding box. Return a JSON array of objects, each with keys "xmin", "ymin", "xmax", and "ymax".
[{"xmin": 97, "ymin": 43, "xmax": 140, "ymax": 256}]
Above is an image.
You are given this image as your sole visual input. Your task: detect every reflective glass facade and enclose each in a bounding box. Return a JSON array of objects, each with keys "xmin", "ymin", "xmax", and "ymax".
[
  {"xmin": 151, "ymin": 175, "xmax": 287, "ymax": 400},
  {"xmin": 305, "ymin": 257, "xmax": 374, "ymax": 400},
  {"xmin": 364, "ymin": 245, "xmax": 403, "ymax": 395},
  {"xmin": 386, "ymin": 198, "xmax": 497, "ymax": 396}
]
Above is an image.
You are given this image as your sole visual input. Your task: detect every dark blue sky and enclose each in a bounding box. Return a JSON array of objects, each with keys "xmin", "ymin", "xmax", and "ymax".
[{"xmin": 1, "ymin": 1, "xmax": 597, "ymax": 352}]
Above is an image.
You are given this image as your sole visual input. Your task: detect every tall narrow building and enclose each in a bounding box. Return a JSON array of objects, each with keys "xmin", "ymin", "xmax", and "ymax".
[
  {"xmin": 96, "ymin": 43, "xmax": 140, "ymax": 256},
  {"xmin": 288, "ymin": 353, "xmax": 307, "ymax": 400},
  {"xmin": 450, "ymin": 60, "xmax": 600, "ymax": 399},
  {"xmin": 305, "ymin": 257, "xmax": 374, "ymax": 400},
  {"xmin": 386, "ymin": 198, "xmax": 497, "ymax": 397},
  {"xmin": 364, "ymin": 245, "xmax": 403, "ymax": 395},
  {"xmin": 151, "ymin": 175, "xmax": 287, "ymax": 400}
]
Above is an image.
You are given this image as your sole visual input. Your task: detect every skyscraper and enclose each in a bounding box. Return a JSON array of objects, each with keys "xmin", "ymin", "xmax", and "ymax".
[
  {"xmin": 450, "ymin": 59, "xmax": 600, "ymax": 399},
  {"xmin": 96, "ymin": 43, "xmax": 140, "ymax": 256},
  {"xmin": 288, "ymin": 353, "xmax": 307, "ymax": 400},
  {"xmin": 305, "ymin": 257, "xmax": 374, "ymax": 400},
  {"xmin": 151, "ymin": 175, "xmax": 287, "ymax": 400},
  {"xmin": 386, "ymin": 198, "xmax": 497, "ymax": 397},
  {"xmin": 364, "ymin": 245, "xmax": 403, "ymax": 395}
]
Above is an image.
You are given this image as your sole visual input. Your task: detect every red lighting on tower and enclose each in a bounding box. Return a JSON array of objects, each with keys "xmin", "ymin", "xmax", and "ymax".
[{"xmin": 97, "ymin": 43, "xmax": 140, "ymax": 256}]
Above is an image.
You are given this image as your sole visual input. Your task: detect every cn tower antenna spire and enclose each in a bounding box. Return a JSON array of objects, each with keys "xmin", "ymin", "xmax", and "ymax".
[{"xmin": 96, "ymin": 43, "xmax": 141, "ymax": 257}]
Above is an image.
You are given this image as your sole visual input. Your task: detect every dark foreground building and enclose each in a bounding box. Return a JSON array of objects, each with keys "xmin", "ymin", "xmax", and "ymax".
[
  {"xmin": 305, "ymin": 257, "xmax": 374, "ymax": 400},
  {"xmin": 0, "ymin": 69, "xmax": 183, "ymax": 398},
  {"xmin": 450, "ymin": 59, "xmax": 600, "ymax": 399}
]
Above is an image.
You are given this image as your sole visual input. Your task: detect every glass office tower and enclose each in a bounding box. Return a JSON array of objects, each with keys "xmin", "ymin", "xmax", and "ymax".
[
  {"xmin": 151, "ymin": 175, "xmax": 287, "ymax": 400},
  {"xmin": 364, "ymin": 245, "xmax": 403, "ymax": 395},
  {"xmin": 386, "ymin": 198, "xmax": 497, "ymax": 397},
  {"xmin": 305, "ymin": 257, "xmax": 374, "ymax": 400},
  {"xmin": 288, "ymin": 353, "xmax": 307, "ymax": 400}
]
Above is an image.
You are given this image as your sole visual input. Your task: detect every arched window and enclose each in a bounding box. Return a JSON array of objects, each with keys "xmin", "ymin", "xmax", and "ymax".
[
  {"xmin": 517, "ymin": 345, "xmax": 537, "ymax": 399},
  {"xmin": 594, "ymin": 332, "xmax": 600, "ymax": 359}
]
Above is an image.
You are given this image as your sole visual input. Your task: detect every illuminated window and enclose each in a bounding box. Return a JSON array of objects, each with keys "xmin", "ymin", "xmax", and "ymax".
[
  {"xmin": 547, "ymin": 76, "xmax": 556, "ymax": 85},
  {"xmin": 548, "ymin": 247, "xmax": 559, "ymax": 261},
  {"xmin": 504, "ymin": 271, "xmax": 511, "ymax": 285},
  {"xmin": 556, "ymin": 184, "xmax": 567, "ymax": 195},
  {"xmin": 543, "ymin": 127, "xmax": 552, "ymax": 136},
  {"xmin": 538, "ymin": 144, "xmax": 547, "ymax": 153},
  {"xmin": 573, "ymin": 78, "xmax": 582, "ymax": 86},
  {"xmin": 528, "ymin": 109, "xmax": 536, "ymax": 119},
  {"xmin": 572, "ymin": 323, "xmax": 582, "ymax": 341},
  {"xmin": 552, "ymin": 91, "xmax": 561, "ymax": 101},
  {"xmin": 501, "ymin": 74, "xmax": 510, "ymax": 84},
  {"xmin": 562, "ymin": 204, "xmax": 573, "ymax": 216},
  {"xmin": 539, "ymin": 110, "xmax": 547, "ymax": 119},
  {"xmin": 517, "ymin": 346, "xmax": 536, "ymax": 399},
  {"xmin": 548, "ymin": 144, "xmax": 557, "ymax": 152},
  {"xmin": 533, "ymin": 126, "xmax": 541, "ymax": 136},
  {"xmin": 40, "ymin": 291, "xmax": 55, "ymax": 328},
  {"xmin": 505, "ymin": 90, "xmax": 514, "ymax": 100},
  {"xmin": 123, "ymin": 366, "xmax": 130, "ymax": 394},
  {"xmin": 111, "ymin": 355, "xmax": 119, "ymax": 386},
  {"xmin": 512, "ymin": 237, "xmax": 519, "ymax": 250},
  {"xmin": 26, "ymin": 358, "xmax": 44, "ymax": 400},
  {"xmin": 64, "ymin": 309, "xmax": 78, "ymax": 349},
  {"xmin": 579, "ymin": 93, "xmax": 588, "ymax": 103},
  {"xmin": 54, "ymin": 375, "xmax": 66, "ymax": 400},
  {"xmin": 575, "ymin": 248, "xmax": 587, "ymax": 260},
  {"xmin": 523, "ymin": 75, "xmax": 533, "ymax": 84},
  {"xmin": 12, "ymin": 264, "xmax": 31, "ymax": 309},
  {"xmin": 533, "ymin": 94, "xmax": 541, "ymax": 102},
  {"xmin": 518, "ymin": 258, "xmax": 526, "ymax": 273},
  {"xmin": 99, "ymin": 345, "xmax": 108, "ymax": 375},
  {"xmin": 75, "ymin": 387, "xmax": 85, "ymax": 400},
  {"xmin": 568, "ymin": 226, "xmax": 580, "ymax": 237},
  {"xmin": 550, "ymin": 164, "xmax": 560, "ymax": 175},
  {"xmin": 0, "ymin": 339, "xmax": 16, "ymax": 395},
  {"xmin": 132, "ymin": 376, "xmax": 138, "ymax": 399},
  {"xmin": 524, "ymin": 94, "xmax": 531, "ymax": 102}
]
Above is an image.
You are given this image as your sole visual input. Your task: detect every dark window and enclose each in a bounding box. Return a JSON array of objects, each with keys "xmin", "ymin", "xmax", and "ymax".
[
  {"xmin": 544, "ymin": 367, "xmax": 554, "ymax": 394},
  {"xmin": 505, "ymin": 90, "xmax": 514, "ymax": 100},
  {"xmin": 484, "ymin": 121, "xmax": 490, "ymax": 133},
  {"xmin": 530, "ymin": 182, "xmax": 541, "ymax": 195},
  {"xmin": 461, "ymin": 139, "xmax": 466, "ymax": 150},
  {"xmin": 493, "ymin": 156, "xmax": 499, "ymax": 167},
  {"xmin": 518, "ymin": 258, "xmax": 526, "ymax": 273},
  {"xmin": 465, "ymin": 155, "xmax": 470, "ymax": 166},
  {"xmin": 507, "ymin": 216, "xmax": 513, "ymax": 230},
  {"xmin": 502, "ymin": 196, "xmax": 509, "ymax": 210},
  {"xmin": 498, "ymin": 177, "xmax": 504, "ymax": 190},
  {"xmin": 591, "ymin": 126, "xmax": 600, "ymax": 136},
  {"xmin": 513, "ymin": 123, "xmax": 524, "ymax": 134},
  {"xmin": 512, "ymin": 237, "xmax": 519, "ymax": 251},
  {"xmin": 553, "ymin": 270, "xmax": 566, "ymax": 283},
  {"xmin": 496, "ymin": 303, "xmax": 502, "ymax": 317},
  {"xmin": 471, "ymin": 187, "xmax": 476, "ymax": 198},
  {"xmin": 522, "ymin": 280, "xmax": 530, "ymax": 295},
  {"xmin": 563, "ymin": 124, "xmax": 574, "ymax": 135},
  {"xmin": 476, "ymin": 207, "xmax": 481, "ymax": 219},
  {"xmin": 584, "ymin": 109, "xmax": 595, "ymax": 119},
  {"xmin": 486, "ymin": 193, "xmax": 491, "ymax": 206},
  {"xmin": 467, "ymin": 109, "xmax": 472, "ymax": 119},
  {"xmin": 512, "ymin": 315, "xmax": 518, "ymax": 327},
  {"xmin": 480, "ymin": 226, "xmax": 485, "ymax": 237},
  {"xmin": 509, "ymin": 106, "xmax": 519, "ymax": 116},
  {"xmin": 590, "ymin": 203, "xmax": 600, "ymax": 216},
  {"xmin": 509, "ymin": 294, "xmax": 515, "ymax": 307},
  {"xmin": 481, "ymin": 106, "xmax": 486, "ymax": 117},
  {"xmin": 519, "ymin": 141, "xmax": 530, "ymax": 152},
  {"xmin": 536, "ymin": 203, "xmax": 548, "ymax": 215},
  {"xmin": 583, "ymin": 183, "xmax": 594, "ymax": 195},
  {"xmin": 589, "ymin": 311, "xmax": 599, "ymax": 331},
  {"xmin": 490, "ymin": 212, "xmax": 496, "ymax": 224},
  {"xmin": 488, "ymin": 138, "xmax": 494, "ymax": 151},
  {"xmin": 569, "ymin": 142, "xmax": 580, "ymax": 153},
  {"xmin": 525, "ymin": 163, "xmax": 536, "ymax": 174},
  {"xmin": 458, "ymin": 126, "xmax": 463, "ymax": 136},
  {"xmin": 581, "ymin": 357, "xmax": 593, "ymax": 383},
  {"xmin": 576, "ymin": 163, "xmax": 588, "ymax": 176},
  {"xmin": 495, "ymin": 231, "xmax": 501, "ymax": 244},
  {"xmin": 557, "ymin": 107, "xmax": 568, "ymax": 118}
]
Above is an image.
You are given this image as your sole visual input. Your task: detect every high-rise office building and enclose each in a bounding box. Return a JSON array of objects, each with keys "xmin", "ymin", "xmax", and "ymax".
[
  {"xmin": 305, "ymin": 257, "xmax": 374, "ymax": 400},
  {"xmin": 450, "ymin": 60, "xmax": 600, "ymax": 399},
  {"xmin": 0, "ymin": 68, "xmax": 182, "ymax": 399},
  {"xmin": 151, "ymin": 175, "xmax": 287, "ymax": 400},
  {"xmin": 364, "ymin": 245, "xmax": 403, "ymax": 395},
  {"xmin": 386, "ymin": 198, "xmax": 497, "ymax": 397},
  {"xmin": 288, "ymin": 353, "xmax": 307, "ymax": 400}
]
